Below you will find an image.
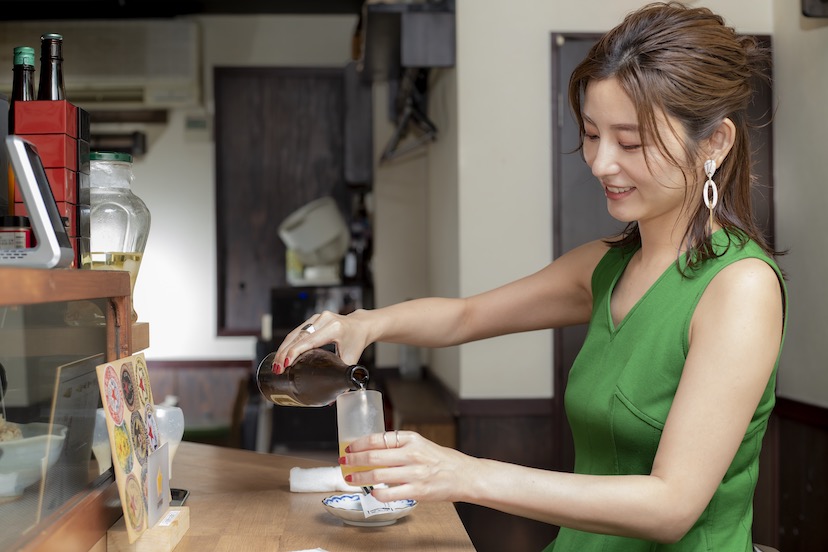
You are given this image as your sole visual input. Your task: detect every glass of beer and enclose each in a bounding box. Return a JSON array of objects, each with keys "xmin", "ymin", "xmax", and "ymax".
[{"xmin": 336, "ymin": 389, "xmax": 385, "ymax": 481}]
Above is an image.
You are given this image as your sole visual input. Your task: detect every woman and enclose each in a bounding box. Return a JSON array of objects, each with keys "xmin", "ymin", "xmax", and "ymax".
[{"xmin": 273, "ymin": 3, "xmax": 787, "ymax": 549}]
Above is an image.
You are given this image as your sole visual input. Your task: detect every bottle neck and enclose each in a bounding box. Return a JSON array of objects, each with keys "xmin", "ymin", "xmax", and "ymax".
[
  {"xmin": 348, "ymin": 364, "xmax": 370, "ymax": 389},
  {"xmin": 37, "ymin": 39, "xmax": 65, "ymax": 101},
  {"xmin": 11, "ymin": 65, "xmax": 35, "ymax": 103}
]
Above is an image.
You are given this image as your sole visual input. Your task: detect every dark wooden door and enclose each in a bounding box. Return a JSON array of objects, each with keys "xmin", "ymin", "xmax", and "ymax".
[
  {"xmin": 550, "ymin": 35, "xmax": 623, "ymax": 478},
  {"xmin": 214, "ymin": 67, "xmax": 349, "ymax": 335},
  {"xmin": 550, "ymin": 33, "xmax": 777, "ymax": 545}
]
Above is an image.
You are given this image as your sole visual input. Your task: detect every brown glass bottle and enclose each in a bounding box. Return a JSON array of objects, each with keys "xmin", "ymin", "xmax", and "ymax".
[
  {"xmin": 256, "ymin": 348, "xmax": 369, "ymax": 407},
  {"xmin": 10, "ymin": 46, "xmax": 36, "ymax": 132},
  {"xmin": 8, "ymin": 46, "xmax": 36, "ymax": 215},
  {"xmin": 37, "ymin": 33, "xmax": 65, "ymax": 101}
]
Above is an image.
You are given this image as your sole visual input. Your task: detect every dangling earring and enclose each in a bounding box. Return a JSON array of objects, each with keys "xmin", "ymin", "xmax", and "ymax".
[{"xmin": 703, "ymin": 159, "xmax": 718, "ymax": 234}]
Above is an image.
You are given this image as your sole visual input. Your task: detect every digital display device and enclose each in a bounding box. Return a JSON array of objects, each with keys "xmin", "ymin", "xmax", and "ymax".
[{"xmin": 1, "ymin": 135, "xmax": 74, "ymax": 268}]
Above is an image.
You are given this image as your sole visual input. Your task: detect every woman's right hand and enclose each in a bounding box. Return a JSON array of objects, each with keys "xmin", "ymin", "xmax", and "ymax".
[{"xmin": 272, "ymin": 309, "xmax": 374, "ymax": 373}]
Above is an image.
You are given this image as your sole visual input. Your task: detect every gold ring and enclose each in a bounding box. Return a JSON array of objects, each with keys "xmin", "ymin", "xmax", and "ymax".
[
  {"xmin": 383, "ymin": 432, "xmax": 390, "ymax": 449},
  {"xmin": 395, "ymin": 430, "xmax": 400, "ymax": 448}
]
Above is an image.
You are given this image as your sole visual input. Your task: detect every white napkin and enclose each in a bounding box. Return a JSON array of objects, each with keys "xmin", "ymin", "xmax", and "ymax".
[{"xmin": 289, "ymin": 466, "xmax": 362, "ymax": 493}]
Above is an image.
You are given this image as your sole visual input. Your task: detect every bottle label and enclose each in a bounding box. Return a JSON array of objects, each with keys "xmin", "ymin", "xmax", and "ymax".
[
  {"xmin": 0, "ymin": 228, "xmax": 33, "ymax": 249},
  {"xmin": 269, "ymin": 393, "xmax": 306, "ymax": 407}
]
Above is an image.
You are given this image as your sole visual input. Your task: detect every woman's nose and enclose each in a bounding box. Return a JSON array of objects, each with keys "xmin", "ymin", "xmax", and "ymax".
[{"xmin": 588, "ymin": 142, "xmax": 620, "ymax": 178}]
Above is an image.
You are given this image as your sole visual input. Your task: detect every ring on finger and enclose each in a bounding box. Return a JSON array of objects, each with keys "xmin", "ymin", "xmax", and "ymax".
[
  {"xmin": 301, "ymin": 323, "xmax": 315, "ymax": 334},
  {"xmin": 383, "ymin": 432, "xmax": 390, "ymax": 449},
  {"xmin": 395, "ymin": 430, "xmax": 400, "ymax": 448}
]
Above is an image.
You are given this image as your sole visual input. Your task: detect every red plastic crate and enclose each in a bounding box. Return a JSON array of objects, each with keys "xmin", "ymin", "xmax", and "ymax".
[
  {"xmin": 16, "ymin": 134, "xmax": 77, "ymax": 171},
  {"xmin": 12, "ymin": 100, "xmax": 78, "ymax": 137},
  {"xmin": 14, "ymin": 167, "xmax": 78, "ymax": 204}
]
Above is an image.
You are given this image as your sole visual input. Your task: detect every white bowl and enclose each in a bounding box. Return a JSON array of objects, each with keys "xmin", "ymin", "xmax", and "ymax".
[
  {"xmin": 0, "ymin": 422, "xmax": 68, "ymax": 498},
  {"xmin": 322, "ymin": 493, "xmax": 417, "ymax": 527}
]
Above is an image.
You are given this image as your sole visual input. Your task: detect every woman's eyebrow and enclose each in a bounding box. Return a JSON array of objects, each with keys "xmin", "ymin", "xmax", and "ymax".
[{"xmin": 582, "ymin": 113, "xmax": 639, "ymax": 132}]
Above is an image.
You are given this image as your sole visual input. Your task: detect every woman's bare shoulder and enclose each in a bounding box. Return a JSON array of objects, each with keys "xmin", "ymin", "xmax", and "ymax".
[{"xmin": 693, "ymin": 256, "xmax": 783, "ymax": 342}]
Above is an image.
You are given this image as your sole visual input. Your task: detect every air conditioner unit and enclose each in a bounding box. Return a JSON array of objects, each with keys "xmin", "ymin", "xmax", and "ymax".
[{"xmin": 0, "ymin": 19, "xmax": 200, "ymax": 109}]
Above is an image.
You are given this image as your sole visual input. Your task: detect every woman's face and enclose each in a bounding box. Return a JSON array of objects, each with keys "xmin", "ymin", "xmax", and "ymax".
[{"xmin": 581, "ymin": 77, "xmax": 695, "ymax": 230}]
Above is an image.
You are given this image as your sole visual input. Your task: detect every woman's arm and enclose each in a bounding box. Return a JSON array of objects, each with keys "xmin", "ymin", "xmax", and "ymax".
[
  {"xmin": 274, "ymin": 239, "xmax": 608, "ymax": 368},
  {"xmin": 344, "ymin": 257, "xmax": 784, "ymax": 543}
]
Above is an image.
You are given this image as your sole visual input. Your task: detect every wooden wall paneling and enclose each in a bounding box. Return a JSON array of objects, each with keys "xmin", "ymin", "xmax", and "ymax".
[
  {"xmin": 214, "ymin": 67, "xmax": 348, "ymax": 335},
  {"xmin": 395, "ymin": 372, "xmax": 559, "ymax": 552},
  {"xmin": 776, "ymin": 398, "xmax": 828, "ymax": 551},
  {"xmin": 147, "ymin": 360, "xmax": 252, "ymax": 446},
  {"xmin": 752, "ymin": 413, "xmax": 780, "ymax": 547},
  {"xmin": 383, "ymin": 378, "xmax": 456, "ymax": 448},
  {"xmin": 454, "ymin": 413, "xmax": 557, "ymax": 552}
]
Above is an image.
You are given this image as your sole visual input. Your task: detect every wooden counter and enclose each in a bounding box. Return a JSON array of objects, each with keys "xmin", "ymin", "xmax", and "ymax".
[{"xmin": 169, "ymin": 442, "xmax": 475, "ymax": 551}]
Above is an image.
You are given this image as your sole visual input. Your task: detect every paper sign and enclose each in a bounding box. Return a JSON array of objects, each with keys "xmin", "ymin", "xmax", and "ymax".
[
  {"xmin": 359, "ymin": 492, "xmax": 394, "ymax": 517},
  {"xmin": 147, "ymin": 443, "xmax": 171, "ymax": 528},
  {"xmin": 96, "ymin": 353, "xmax": 167, "ymax": 544}
]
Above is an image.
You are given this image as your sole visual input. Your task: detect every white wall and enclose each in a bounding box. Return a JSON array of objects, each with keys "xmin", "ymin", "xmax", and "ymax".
[
  {"xmin": 432, "ymin": 0, "xmax": 774, "ymax": 399},
  {"xmin": 134, "ymin": 15, "xmax": 357, "ymax": 361},
  {"xmin": 371, "ymin": 80, "xmax": 431, "ymax": 369},
  {"xmin": 771, "ymin": 0, "xmax": 828, "ymax": 408},
  {"xmin": 131, "ymin": 2, "xmax": 826, "ymax": 407}
]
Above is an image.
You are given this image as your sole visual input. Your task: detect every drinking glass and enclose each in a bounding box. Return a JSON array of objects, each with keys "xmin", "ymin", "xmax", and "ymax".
[
  {"xmin": 92, "ymin": 408, "xmax": 111, "ymax": 475},
  {"xmin": 154, "ymin": 405, "xmax": 185, "ymax": 478},
  {"xmin": 336, "ymin": 389, "xmax": 385, "ymax": 480}
]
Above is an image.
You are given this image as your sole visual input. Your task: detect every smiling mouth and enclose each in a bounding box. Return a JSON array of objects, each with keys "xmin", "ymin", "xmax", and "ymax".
[{"xmin": 605, "ymin": 185, "xmax": 634, "ymax": 194}]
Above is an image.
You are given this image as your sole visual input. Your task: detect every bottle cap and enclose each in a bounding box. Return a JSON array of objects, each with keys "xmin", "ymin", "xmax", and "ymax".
[
  {"xmin": 13, "ymin": 46, "xmax": 35, "ymax": 67},
  {"xmin": 90, "ymin": 151, "xmax": 133, "ymax": 163},
  {"xmin": 41, "ymin": 33, "xmax": 63, "ymax": 41}
]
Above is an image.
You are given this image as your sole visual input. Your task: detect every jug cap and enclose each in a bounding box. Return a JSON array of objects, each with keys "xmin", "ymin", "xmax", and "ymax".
[{"xmin": 90, "ymin": 151, "xmax": 132, "ymax": 163}]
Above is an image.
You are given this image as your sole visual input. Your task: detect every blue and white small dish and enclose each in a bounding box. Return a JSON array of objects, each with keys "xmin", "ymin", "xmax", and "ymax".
[{"xmin": 322, "ymin": 493, "xmax": 417, "ymax": 527}]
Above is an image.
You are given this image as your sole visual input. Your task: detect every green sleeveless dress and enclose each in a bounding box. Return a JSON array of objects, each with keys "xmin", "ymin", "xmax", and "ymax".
[{"xmin": 544, "ymin": 231, "xmax": 787, "ymax": 551}]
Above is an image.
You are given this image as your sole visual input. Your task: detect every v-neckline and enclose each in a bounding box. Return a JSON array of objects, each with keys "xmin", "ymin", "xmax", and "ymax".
[
  {"xmin": 605, "ymin": 230, "xmax": 729, "ymax": 334},
  {"xmin": 605, "ymin": 246, "xmax": 680, "ymax": 335}
]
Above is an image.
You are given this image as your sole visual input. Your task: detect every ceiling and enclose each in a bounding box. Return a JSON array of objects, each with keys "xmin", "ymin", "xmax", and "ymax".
[{"xmin": 0, "ymin": 0, "xmax": 365, "ymax": 20}]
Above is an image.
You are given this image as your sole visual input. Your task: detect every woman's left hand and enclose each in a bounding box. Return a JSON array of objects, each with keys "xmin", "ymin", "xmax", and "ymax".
[{"xmin": 340, "ymin": 430, "xmax": 478, "ymax": 503}]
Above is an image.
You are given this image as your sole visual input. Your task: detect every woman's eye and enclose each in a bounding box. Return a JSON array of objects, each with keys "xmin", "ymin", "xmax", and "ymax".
[
  {"xmin": 584, "ymin": 133, "xmax": 599, "ymax": 141},
  {"xmin": 620, "ymin": 143, "xmax": 641, "ymax": 151}
]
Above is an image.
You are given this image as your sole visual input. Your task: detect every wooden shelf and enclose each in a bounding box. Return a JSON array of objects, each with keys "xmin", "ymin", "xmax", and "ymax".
[
  {"xmin": 132, "ymin": 321, "xmax": 149, "ymax": 353},
  {"xmin": 0, "ymin": 267, "xmax": 139, "ymax": 552},
  {"xmin": 0, "ymin": 267, "xmax": 130, "ymax": 305}
]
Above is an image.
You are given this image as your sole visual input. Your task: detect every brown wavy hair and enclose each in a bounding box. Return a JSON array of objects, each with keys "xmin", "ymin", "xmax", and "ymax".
[{"xmin": 568, "ymin": 1, "xmax": 778, "ymax": 271}]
